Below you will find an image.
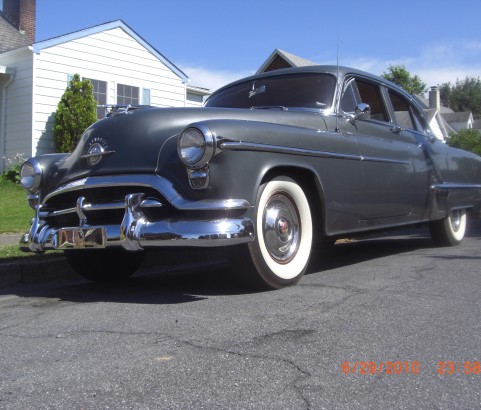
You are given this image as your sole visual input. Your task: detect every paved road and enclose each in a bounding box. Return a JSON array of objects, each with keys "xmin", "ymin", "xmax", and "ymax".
[{"xmin": 1, "ymin": 221, "xmax": 481, "ymax": 409}]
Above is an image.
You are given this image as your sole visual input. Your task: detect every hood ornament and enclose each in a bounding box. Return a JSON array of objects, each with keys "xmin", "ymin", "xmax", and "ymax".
[{"xmin": 81, "ymin": 137, "xmax": 115, "ymax": 166}]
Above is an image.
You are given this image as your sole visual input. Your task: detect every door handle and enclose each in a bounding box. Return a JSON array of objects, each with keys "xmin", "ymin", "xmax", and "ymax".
[{"xmin": 390, "ymin": 126, "xmax": 403, "ymax": 134}]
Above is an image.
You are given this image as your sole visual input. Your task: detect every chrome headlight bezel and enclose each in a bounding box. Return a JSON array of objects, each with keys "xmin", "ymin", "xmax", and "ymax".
[
  {"xmin": 177, "ymin": 124, "xmax": 215, "ymax": 169},
  {"xmin": 20, "ymin": 159, "xmax": 42, "ymax": 193}
]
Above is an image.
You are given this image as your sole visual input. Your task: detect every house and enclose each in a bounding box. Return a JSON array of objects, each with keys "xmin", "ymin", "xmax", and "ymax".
[
  {"xmin": 0, "ymin": 0, "xmax": 210, "ymax": 171},
  {"xmin": 257, "ymin": 49, "xmax": 317, "ymax": 74}
]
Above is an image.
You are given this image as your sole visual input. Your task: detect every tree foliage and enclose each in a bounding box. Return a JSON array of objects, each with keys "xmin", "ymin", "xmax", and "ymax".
[
  {"xmin": 439, "ymin": 77, "xmax": 481, "ymax": 119},
  {"xmin": 381, "ymin": 64, "xmax": 428, "ymax": 96},
  {"xmin": 446, "ymin": 128, "xmax": 481, "ymax": 156},
  {"xmin": 53, "ymin": 74, "xmax": 98, "ymax": 153}
]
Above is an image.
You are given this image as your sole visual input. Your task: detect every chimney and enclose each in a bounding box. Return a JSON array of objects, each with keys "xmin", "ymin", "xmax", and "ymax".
[
  {"xmin": 19, "ymin": 0, "xmax": 36, "ymax": 42},
  {"xmin": 429, "ymin": 86, "xmax": 440, "ymax": 111},
  {"xmin": 1, "ymin": 0, "xmax": 36, "ymax": 42}
]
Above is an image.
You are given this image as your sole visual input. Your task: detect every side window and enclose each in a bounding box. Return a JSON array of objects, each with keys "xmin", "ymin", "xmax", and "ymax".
[
  {"xmin": 388, "ymin": 90, "xmax": 427, "ymax": 132},
  {"xmin": 356, "ymin": 80, "xmax": 389, "ymax": 122},
  {"xmin": 117, "ymin": 84, "xmax": 139, "ymax": 105},
  {"xmin": 340, "ymin": 79, "xmax": 360, "ymax": 113},
  {"xmin": 410, "ymin": 105, "xmax": 429, "ymax": 133},
  {"xmin": 85, "ymin": 78, "xmax": 107, "ymax": 119}
]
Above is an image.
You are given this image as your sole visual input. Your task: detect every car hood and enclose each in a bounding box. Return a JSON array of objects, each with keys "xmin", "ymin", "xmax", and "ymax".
[{"xmin": 45, "ymin": 107, "xmax": 327, "ymax": 191}]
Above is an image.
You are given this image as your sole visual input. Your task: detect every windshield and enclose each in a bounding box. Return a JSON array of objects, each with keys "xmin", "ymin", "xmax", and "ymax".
[{"xmin": 205, "ymin": 73, "xmax": 336, "ymax": 110}]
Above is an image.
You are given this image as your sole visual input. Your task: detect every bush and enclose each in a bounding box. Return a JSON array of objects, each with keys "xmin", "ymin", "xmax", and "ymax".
[
  {"xmin": 1, "ymin": 153, "xmax": 27, "ymax": 184},
  {"xmin": 53, "ymin": 74, "xmax": 98, "ymax": 153},
  {"xmin": 446, "ymin": 128, "xmax": 481, "ymax": 156}
]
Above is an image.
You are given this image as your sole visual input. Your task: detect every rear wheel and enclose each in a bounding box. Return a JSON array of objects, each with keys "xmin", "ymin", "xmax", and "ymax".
[
  {"xmin": 229, "ymin": 176, "xmax": 313, "ymax": 290},
  {"xmin": 429, "ymin": 209, "xmax": 467, "ymax": 246},
  {"xmin": 65, "ymin": 248, "xmax": 145, "ymax": 282}
]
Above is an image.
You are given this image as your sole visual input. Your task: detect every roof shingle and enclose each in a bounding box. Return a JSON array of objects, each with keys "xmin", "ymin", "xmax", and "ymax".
[{"xmin": 0, "ymin": 15, "xmax": 32, "ymax": 53}]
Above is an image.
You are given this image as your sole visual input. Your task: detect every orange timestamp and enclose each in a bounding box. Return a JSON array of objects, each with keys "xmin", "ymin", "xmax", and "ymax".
[
  {"xmin": 342, "ymin": 361, "xmax": 421, "ymax": 375},
  {"xmin": 342, "ymin": 361, "xmax": 481, "ymax": 375}
]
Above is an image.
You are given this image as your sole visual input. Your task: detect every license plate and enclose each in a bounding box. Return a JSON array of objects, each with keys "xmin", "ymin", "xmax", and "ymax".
[{"xmin": 56, "ymin": 227, "xmax": 106, "ymax": 249}]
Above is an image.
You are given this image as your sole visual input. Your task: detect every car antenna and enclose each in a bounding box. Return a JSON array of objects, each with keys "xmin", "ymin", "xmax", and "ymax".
[{"xmin": 336, "ymin": 37, "xmax": 340, "ymax": 133}]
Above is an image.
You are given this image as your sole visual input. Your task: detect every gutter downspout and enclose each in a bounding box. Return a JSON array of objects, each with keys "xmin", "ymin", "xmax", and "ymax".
[{"xmin": 1, "ymin": 68, "xmax": 16, "ymax": 173}]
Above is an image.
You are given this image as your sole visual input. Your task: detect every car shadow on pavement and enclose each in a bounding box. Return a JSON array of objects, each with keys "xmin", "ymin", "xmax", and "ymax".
[
  {"xmin": 307, "ymin": 235, "xmax": 436, "ymax": 275},
  {"xmin": 3, "ymin": 219, "xmax": 481, "ymax": 304}
]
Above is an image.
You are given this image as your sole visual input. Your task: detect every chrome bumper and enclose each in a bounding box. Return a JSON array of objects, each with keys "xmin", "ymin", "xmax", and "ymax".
[{"xmin": 20, "ymin": 193, "xmax": 254, "ymax": 253}]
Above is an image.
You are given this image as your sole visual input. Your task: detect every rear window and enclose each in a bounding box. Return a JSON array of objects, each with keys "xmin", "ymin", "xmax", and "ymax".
[{"xmin": 205, "ymin": 73, "xmax": 336, "ymax": 110}]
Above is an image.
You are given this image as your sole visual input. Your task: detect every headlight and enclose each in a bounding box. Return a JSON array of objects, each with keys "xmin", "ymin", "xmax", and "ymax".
[
  {"xmin": 178, "ymin": 124, "xmax": 215, "ymax": 169},
  {"xmin": 20, "ymin": 159, "xmax": 42, "ymax": 193}
]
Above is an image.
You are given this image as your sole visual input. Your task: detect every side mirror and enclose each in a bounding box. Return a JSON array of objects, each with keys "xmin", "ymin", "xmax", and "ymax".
[{"xmin": 352, "ymin": 103, "xmax": 371, "ymax": 121}]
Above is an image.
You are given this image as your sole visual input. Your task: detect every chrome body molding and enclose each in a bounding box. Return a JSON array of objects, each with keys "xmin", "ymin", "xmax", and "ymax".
[
  {"xmin": 21, "ymin": 192, "xmax": 255, "ymax": 253},
  {"xmin": 219, "ymin": 140, "xmax": 412, "ymax": 165},
  {"xmin": 431, "ymin": 183, "xmax": 481, "ymax": 190}
]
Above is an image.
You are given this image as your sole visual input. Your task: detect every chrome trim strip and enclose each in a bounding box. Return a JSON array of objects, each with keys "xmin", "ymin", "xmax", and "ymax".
[
  {"xmin": 49, "ymin": 201, "xmax": 126, "ymax": 217},
  {"xmin": 80, "ymin": 150, "xmax": 116, "ymax": 159},
  {"xmin": 171, "ymin": 197, "xmax": 250, "ymax": 211},
  {"xmin": 360, "ymin": 155, "xmax": 412, "ymax": 165},
  {"xmin": 42, "ymin": 174, "xmax": 251, "ymax": 211},
  {"xmin": 431, "ymin": 183, "xmax": 481, "ymax": 190},
  {"xmin": 220, "ymin": 141, "xmax": 411, "ymax": 165}
]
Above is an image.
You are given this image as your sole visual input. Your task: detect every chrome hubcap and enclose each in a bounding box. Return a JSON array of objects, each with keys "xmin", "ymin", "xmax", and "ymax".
[
  {"xmin": 450, "ymin": 210, "xmax": 462, "ymax": 232},
  {"xmin": 262, "ymin": 193, "xmax": 300, "ymax": 263}
]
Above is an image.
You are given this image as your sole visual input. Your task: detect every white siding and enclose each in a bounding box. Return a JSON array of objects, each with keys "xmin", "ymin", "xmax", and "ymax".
[
  {"xmin": 0, "ymin": 47, "xmax": 34, "ymax": 167},
  {"xmin": 186, "ymin": 91, "xmax": 205, "ymax": 107},
  {"xmin": 32, "ymin": 27, "xmax": 187, "ymax": 155}
]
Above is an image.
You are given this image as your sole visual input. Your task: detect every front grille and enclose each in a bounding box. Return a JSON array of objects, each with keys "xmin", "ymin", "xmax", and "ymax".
[{"xmin": 42, "ymin": 185, "xmax": 179, "ymax": 228}]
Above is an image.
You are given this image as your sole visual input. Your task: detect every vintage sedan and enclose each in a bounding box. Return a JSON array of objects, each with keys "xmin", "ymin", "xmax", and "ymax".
[{"xmin": 19, "ymin": 66, "xmax": 481, "ymax": 289}]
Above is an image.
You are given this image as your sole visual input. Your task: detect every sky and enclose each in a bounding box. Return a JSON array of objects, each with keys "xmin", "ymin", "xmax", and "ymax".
[{"xmin": 35, "ymin": 0, "xmax": 481, "ymax": 92}]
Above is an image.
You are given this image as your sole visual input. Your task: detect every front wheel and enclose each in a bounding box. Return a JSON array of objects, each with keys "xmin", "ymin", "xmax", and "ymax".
[
  {"xmin": 429, "ymin": 209, "xmax": 467, "ymax": 246},
  {"xmin": 229, "ymin": 176, "xmax": 313, "ymax": 290},
  {"xmin": 65, "ymin": 248, "xmax": 145, "ymax": 282}
]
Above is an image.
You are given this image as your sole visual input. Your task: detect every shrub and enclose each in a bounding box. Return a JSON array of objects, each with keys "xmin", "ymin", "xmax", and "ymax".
[
  {"xmin": 1, "ymin": 153, "xmax": 27, "ymax": 184},
  {"xmin": 446, "ymin": 128, "xmax": 481, "ymax": 156},
  {"xmin": 53, "ymin": 74, "xmax": 98, "ymax": 153}
]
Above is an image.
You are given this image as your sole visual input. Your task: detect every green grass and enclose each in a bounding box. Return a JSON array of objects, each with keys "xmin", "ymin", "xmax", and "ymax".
[
  {"xmin": 0, "ymin": 179, "xmax": 33, "ymax": 234},
  {"xmin": 0, "ymin": 244, "xmax": 32, "ymax": 260},
  {"xmin": 0, "ymin": 179, "xmax": 35, "ymax": 260},
  {"xmin": 0, "ymin": 180, "xmax": 63, "ymax": 262},
  {"xmin": 0, "ymin": 244, "xmax": 61, "ymax": 261}
]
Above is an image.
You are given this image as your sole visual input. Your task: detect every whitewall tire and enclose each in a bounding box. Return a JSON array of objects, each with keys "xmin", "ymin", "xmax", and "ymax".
[
  {"xmin": 430, "ymin": 209, "xmax": 467, "ymax": 246},
  {"xmin": 229, "ymin": 176, "xmax": 313, "ymax": 290}
]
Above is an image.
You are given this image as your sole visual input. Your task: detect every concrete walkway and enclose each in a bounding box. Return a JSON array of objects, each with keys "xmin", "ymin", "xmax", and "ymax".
[{"xmin": 0, "ymin": 233, "xmax": 22, "ymax": 246}]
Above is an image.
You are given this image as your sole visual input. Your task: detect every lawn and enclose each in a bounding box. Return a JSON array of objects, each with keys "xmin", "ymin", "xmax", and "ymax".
[{"xmin": 0, "ymin": 179, "xmax": 33, "ymax": 233}]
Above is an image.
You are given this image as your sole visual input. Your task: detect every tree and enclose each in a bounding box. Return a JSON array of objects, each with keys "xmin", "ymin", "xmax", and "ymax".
[
  {"xmin": 439, "ymin": 77, "xmax": 481, "ymax": 119},
  {"xmin": 53, "ymin": 74, "xmax": 98, "ymax": 153},
  {"xmin": 381, "ymin": 64, "xmax": 428, "ymax": 96},
  {"xmin": 446, "ymin": 128, "xmax": 481, "ymax": 156}
]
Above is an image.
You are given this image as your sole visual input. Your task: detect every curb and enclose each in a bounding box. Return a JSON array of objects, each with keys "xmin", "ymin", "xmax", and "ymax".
[{"xmin": 0, "ymin": 255, "xmax": 77, "ymax": 288}]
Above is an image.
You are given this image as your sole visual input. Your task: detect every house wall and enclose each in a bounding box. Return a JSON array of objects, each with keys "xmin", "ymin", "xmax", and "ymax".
[
  {"xmin": 428, "ymin": 117, "xmax": 444, "ymax": 140},
  {"xmin": 32, "ymin": 27, "xmax": 188, "ymax": 155},
  {"xmin": 185, "ymin": 91, "xmax": 205, "ymax": 107},
  {"xmin": 0, "ymin": 46, "xmax": 34, "ymax": 170}
]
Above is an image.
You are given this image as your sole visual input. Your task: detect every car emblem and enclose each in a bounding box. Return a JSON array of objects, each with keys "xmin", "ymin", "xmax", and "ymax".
[{"xmin": 81, "ymin": 137, "xmax": 115, "ymax": 166}]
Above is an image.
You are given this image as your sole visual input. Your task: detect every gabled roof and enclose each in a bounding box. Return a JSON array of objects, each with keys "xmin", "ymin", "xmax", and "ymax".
[
  {"xmin": 32, "ymin": 20, "xmax": 189, "ymax": 83},
  {"xmin": 257, "ymin": 49, "xmax": 317, "ymax": 74},
  {"xmin": 0, "ymin": 14, "xmax": 32, "ymax": 53},
  {"xmin": 442, "ymin": 112, "xmax": 473, "ymax": 123}
]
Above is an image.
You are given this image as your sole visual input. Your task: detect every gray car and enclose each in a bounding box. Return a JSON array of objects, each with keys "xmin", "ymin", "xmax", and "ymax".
[{"xmin": 19, "ymin": 66, "xmax": 481, "ymax": 290}]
